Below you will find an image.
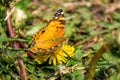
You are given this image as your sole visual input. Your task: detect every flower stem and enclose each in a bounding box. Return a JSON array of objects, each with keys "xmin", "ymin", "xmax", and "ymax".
[
  {"xmin": 17, "ymin": 57, "xmax": 27, "ymax": 80},
  {"xmin": 6, "ymin": 8, "xmax": 19, "ymax": 49},
  {"xmin": 6, "ymin": 8, "xmax": 34, "ymax": 58},
  {"xmin": 19, "ymin": 42, "xmax": 34, "ymax": 58}
]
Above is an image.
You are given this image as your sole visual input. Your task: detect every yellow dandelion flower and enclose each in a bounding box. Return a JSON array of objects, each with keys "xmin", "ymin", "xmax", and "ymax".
[{"xmin": 34, "ymin": 44, "xmax": 75, "ymax": 65}]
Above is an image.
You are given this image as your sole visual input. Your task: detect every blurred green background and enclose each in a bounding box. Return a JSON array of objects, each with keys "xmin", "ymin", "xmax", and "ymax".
[{"xmin": 0, "ymin": 0, "xmax": 120, "ymax": 80}]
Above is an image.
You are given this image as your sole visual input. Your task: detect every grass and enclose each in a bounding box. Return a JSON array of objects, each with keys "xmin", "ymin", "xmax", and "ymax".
[{"xmin": 0, "ymin": 0, "xmax": 120, "ymax": 80}]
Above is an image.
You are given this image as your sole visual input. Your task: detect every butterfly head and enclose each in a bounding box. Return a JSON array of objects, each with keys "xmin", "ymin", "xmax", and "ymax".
[{"xmin": 53, "ymin": 9, "xmax": 64, "ymax": 20}]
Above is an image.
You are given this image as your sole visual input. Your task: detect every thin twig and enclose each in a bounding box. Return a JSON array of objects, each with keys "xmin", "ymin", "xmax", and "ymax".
[
  {"xmin": 19, "ymin": 42, "xmax": 34, "ymax": 58},
  {"xmin": 6, "ymin": 8, "xmax": 34, "ymax": 57},
  {"xmin": 85, "ymin": 43, "xmax": 110, "ymax": 80},
  {"xmin": 6, "ymin": 8, "xmax": 30, "ymax": 80},
  {"xmin": 6, "ymin": 8, "xmax": 19, "ymax": 49},
  {"xmin": 6, "ymin": 8, "xmax": 15, "ymax": 37},
  {"xmin": 17, "ymin": 57, "xmax": 27, "ymax": 80}
]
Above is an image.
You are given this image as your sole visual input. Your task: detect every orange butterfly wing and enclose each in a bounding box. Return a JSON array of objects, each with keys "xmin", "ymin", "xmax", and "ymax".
[{"xmin": 30, "ymin": 9, "xmax": 65, "ymax": 52}]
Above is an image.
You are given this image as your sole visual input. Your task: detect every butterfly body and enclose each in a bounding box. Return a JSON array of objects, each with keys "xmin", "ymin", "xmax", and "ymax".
[{"xmin": 31, "ymin": 9, "xmax": 65, "ymax": 52}]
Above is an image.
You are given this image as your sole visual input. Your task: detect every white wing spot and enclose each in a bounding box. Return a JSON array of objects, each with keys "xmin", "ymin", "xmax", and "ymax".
[
  {"xmin": 55, "ymin": 16, "xmax": 58, "ymax": 19},
  {"xmin": 61, "ymin": 12, "xmax": 64, "ymax": 14}
]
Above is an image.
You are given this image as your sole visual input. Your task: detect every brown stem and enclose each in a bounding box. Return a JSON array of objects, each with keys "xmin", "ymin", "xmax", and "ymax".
[
  {"xmin": 6, "ymin": 8, "xmax": 27, "ymax": 79},
  {"xmin": 26, "ymin": 50, "xmax": 34, "ymax": 58},
  {"xmin": 85, "ymin": 43, "xmax": 110, "ymax": 80},
  {"xmin": 6, "ymin": 8, "xmax": 33, "ymax": 57},
  {"xmin": 17, "ymin": 57, "xmax": 27, "ymax": 80},
  {"xmin": 19, "ymin": 42, "xmax": 34, "ymax": 58},
  {"xmin": 6, "ymin": 8, "xmax": 15, "ymax": 37},
  {"xmin": 6, "ymin": 8, "xmax": 19, "ymax": 49},
  {"xmin": 6, "ymin": 8, "xmax": 30, "ymax": 80}
]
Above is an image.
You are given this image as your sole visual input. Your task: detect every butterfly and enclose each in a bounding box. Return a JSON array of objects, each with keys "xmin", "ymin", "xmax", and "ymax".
[{"xmin": 30, "ymin": 9, "xmax": 65, "ymax": 52}]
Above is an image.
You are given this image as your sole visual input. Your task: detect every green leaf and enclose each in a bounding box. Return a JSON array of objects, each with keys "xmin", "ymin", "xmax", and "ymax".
[
  {"xmin": 6, "ymin": 75, "xmax": 11, "ymax": 80},
  {"xmin": 72, "ymin": 70, "xmax": 84, "ymax": 80},
  {"xmin": 0, "ymin": 23, "xmax": 7, "ymax": 48}
]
